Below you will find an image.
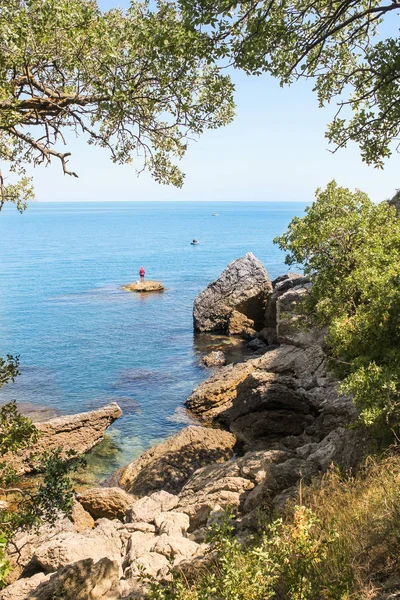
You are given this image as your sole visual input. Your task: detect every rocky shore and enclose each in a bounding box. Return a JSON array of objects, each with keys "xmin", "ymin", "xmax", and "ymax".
[{"xmin": 2, "ymin": 254, "xmax": 371, "ymax": 600}]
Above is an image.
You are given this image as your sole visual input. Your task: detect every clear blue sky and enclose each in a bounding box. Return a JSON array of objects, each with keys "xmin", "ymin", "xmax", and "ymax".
[{"xmin": 31, "ymin": 0, "xmax": 400, "ymax": 204}]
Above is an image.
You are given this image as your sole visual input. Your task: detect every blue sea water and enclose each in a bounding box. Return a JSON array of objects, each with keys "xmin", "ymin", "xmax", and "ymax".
[{"xmin": 0, "ymin": 201, "xmax": 307, "ymax": 480}]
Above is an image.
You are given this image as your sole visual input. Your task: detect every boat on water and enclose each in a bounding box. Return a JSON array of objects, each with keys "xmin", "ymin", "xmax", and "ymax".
[
  {"xmin": 191, "ymin": 239, "xmax": 199, "ymax": 245},
  {"xmin": 212, "ymin": 213, "xmax": 219, "ymax": 216}
]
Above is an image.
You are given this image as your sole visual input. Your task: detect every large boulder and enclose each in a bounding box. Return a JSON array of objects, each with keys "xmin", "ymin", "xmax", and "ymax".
[
  {"xmin": 6, "ymin": 403, "xmax": 122, "ymax": 475},
  {"xmin": 0, "ymin": 558, "xmax": 121, "ymax": 600},
  {"xmin": 193, "ymin": 253, "xmax": 272, "ymax": 334},
  {"xmin": 117, "ymin": 426, "xmax": 237, "ymax": 496},
  {"xmin": 77, "ymin": 487, "xmax": 136, "ymax": 521}
]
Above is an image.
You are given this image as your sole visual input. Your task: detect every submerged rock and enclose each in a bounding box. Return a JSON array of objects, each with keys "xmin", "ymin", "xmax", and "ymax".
[
  {"xmin": 123, "ymin": 281, "xmax": 164, "ymax": 293},
  {"xmin": 200, "ymin": 350, "xmax": 226, "ymax": 368},
  {"xmin": 117, "ymin": 426, "xmax": 236, "ymax": 496},
  {"xmin": 6, "ymin": 403, "xmax": 122, "ymax": 475},
  {"xmin": 193, "ymin": 252, "xmax": 272, "ymax": 334}
]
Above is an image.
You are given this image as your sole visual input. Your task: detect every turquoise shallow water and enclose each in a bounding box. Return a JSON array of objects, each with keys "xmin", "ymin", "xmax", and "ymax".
[{"xmin": 0, "ymin": 201, "xmax": 306, "ymax": 480}]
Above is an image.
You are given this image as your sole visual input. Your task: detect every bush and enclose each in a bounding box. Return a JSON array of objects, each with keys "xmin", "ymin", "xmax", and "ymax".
[{"xmin": 274, "ymin": 181, "xmax": 400, "ymax": 430}]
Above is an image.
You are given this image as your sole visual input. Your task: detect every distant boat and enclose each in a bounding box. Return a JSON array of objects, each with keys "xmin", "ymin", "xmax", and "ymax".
[
  {"xmin": 191, "ymin": 239, "xmax": 199, "ymax": 245},
  {"xmin": 212, "ymin": 213, "xmax": 219, "ymax": 216}
]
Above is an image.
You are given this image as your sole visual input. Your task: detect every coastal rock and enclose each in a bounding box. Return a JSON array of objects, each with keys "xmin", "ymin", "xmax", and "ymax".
[
  {"xmin": 11, "ymin": 558, "xmax": 121, "ymax": 600},
  {"xmin": 118, "ymin": 426, "xmax": 236, "ymax": 496},
  {"xmin": 200, "ymin": 350, "xmax": 226, "ymax": 368},
  {"xmin": 27, "ymin": 519, "xmax": 124, "ymax": 574},
  {"xmin": 193, "ymin": 253, "xmax": 272, "ymax": 334},
  {"xmin": 6, "ymin": 403, "xmax": 122, "ymax": 475},
  {"xmin": 70, "ymin": 499, "xmax": 95, "ymax": 532},
  {"xmin": 77, "ymin": 487, "xmax": 136, "ymax": 521},
  {"xmin": 227, "ymin": 310, "xmax": 256, "ymax": 337},
  {"xmin": 264, "ymin": 274, "xmax": 310, "ymax": 345},
  {"xmin": 126, "ymin": 491, "xmax": 179, "ymax": 523},
  {"xmin": 276, "ymin": 284, "xmax": 327, "ymax": 347},
  {"xmin": 154, "ymin": 512, "xmax": 190, "ymax": 537},
  {"xmin": 185, "ymin": 361, "xmax": 256, "ymax": 423},
  {"xmin": 123, "ymin": 281, "xmax": 164, "ymax": 293},
  {"xmin": 0, "ymin": 573, "xmax": 49, "ymax": 600}
]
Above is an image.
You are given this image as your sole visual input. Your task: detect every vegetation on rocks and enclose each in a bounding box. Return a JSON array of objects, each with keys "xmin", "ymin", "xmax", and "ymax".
[
  {"xmin": 0, "ymin": 359, "xmax": 85, "ymax": 588},
  {"xmin": 274, "ymin": 181, "xmax": 400, "ymax": 431},
  {"xmin": 150, "ymin": 451, "xmax": 400, "ymax": 599}
]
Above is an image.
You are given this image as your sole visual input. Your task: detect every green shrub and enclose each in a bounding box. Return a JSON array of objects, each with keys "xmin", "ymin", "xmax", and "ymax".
[{"xmin": 274, "ymin": 180, "xmax": 400, "ymax": 430}]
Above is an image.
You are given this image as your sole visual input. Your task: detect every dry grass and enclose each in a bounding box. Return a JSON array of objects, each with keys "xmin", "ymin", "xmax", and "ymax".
[{"xmin": 301, "ymin": 451, "xmax": 400, "ymax": 598}]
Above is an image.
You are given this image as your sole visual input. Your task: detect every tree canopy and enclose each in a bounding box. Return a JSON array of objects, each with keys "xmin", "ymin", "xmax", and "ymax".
[
  {"xmin": 0, "ymin": 0, "xmax": 235, "ymax": 211},
  {"xmin": 181, "ymin": 0, "xmax": 400, "ymax": 168},
  {"xmin": 275, "ymin": 181, "xmax": 400, "ymax": 430}
]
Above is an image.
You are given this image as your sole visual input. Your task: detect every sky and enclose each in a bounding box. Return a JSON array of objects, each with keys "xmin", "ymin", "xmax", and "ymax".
[{"xmin": 29, "ymin": 1, "xmax": 400, "ymax": 204}]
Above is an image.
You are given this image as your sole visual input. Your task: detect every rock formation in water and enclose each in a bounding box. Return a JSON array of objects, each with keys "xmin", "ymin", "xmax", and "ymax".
[
  {"xmin": 6, "ymin": 403, "xmax": 122, "ymax": 475},
  {"xmin": 123, "ymin": 281, "xmax": 164, "ymax": 292},
  {"xmin": 193, "ymin": 252, "xmax": 272, "ymax": 334}
]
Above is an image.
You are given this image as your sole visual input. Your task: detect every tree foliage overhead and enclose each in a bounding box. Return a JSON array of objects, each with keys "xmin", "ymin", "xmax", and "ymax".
[
  {"xmin": 0, "ymin": 0, "xmax": 235, "ymax": 210},
  {"xmin": 180, "ymin": 0, "xmax": 400, "ymax": 167},
  {"xmin": 274, "ymin": 181, "xmax": 400, "ymax": 429}
]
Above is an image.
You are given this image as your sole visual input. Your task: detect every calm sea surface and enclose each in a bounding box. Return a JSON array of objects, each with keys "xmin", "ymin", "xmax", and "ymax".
[{"xmin": 0, "ymin": 201, "xmax": 307, "ymax": 481}]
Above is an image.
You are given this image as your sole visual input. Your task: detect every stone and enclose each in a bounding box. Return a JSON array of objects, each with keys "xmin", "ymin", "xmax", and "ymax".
[
  {"xmin": 123, "ymin": 281, "xmax": 164, "ymax": 293},
  {"xmin": 0, "ymin": 573, "xmax": 49, "ymax": 600},
  {"xmin": 247, "ymin": 338, "xmax": 268, "ymax": 352},
  {"xmin": 70, "ymin": 499, "xmax": 95, "ymax": 532},
  {"xmin": 118, "ymin": 426, "xmax": 236, "ymax": 496},
  {"xmin": 193, "ymin": 253, "xmax": 272, "ymax": 333},
  {"xmin": 154, "ymin": 512, "xmax": 190, "ymax": 536},
  {"xmin": 185, "ymin": 361, "xmax": 256, "ymax": 422},
  {"xmin": 151, "ymin": 534, "xmax": 203, "ymax": 563},
  {"xmin": 175, "ymin": 460, "xmax": 255, "ymax": 530},
  {"xmin": 37, "ymin": 558, "xmax": 119, "ymax": 600},
  {"xmin": 264, "ymin": 274, "xmax": 310, "ymax": 345},
  {"xmin": 7, "ymin": 519, "xmax": 77, "ymax": 583},
  {"xmin": 27, "ymin": 519, "xmax": 124, "ymax": 575},
  {"xmin": 123, "ymin": 531, "xmax": 156, "ymax": 565},
  {"xmin": 128, "ymin": 552, "xmax": 170, "ymax": 579},
  {"xmin": 276, "ymin": 285, "xmax": 327, "ymax": 348},
  {"xmin": 227, "ymin": 310, "xmax": 256, "ymax": 337},
  {"xmin": 126, "ymin": 491, "xmax": 179, "ymax": 523},
  {"xmin": 6, "ymin": 403, "xmax": 122, "ymax": 475},
  {"xmin": 77, "ymin": 487, "xmax": 136, "ymax": 521},
  {"xmin": 200, "ymin": 350, "xmax": 226, "ymax": 368}
]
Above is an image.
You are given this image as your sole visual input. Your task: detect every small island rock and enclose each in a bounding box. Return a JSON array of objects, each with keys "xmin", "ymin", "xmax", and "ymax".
[{"xmin": 124, "ymin": 281, "xmax": 164, "ymax": 293}]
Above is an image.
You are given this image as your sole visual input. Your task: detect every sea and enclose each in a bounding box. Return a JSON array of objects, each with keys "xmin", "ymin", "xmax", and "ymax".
[{"xmin": 0, "ymin": 201, "xmax": 307, "ymax": 482}]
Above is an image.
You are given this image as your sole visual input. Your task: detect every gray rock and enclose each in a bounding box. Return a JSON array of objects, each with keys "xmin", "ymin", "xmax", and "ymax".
[
  {"xmin": 193, "ymin": 253, "xmax": 272, "ymax": 333},
  {"xmin": 118, "ymin": 426, "xmax": 236, "ymax": 496},
  {"xmin": 276, "ymin": 285, "xmax": 326, "ymax": 348},
  {"xmin": 264, "ymin": 274, "xmax": 310, "ymax": 345}
]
